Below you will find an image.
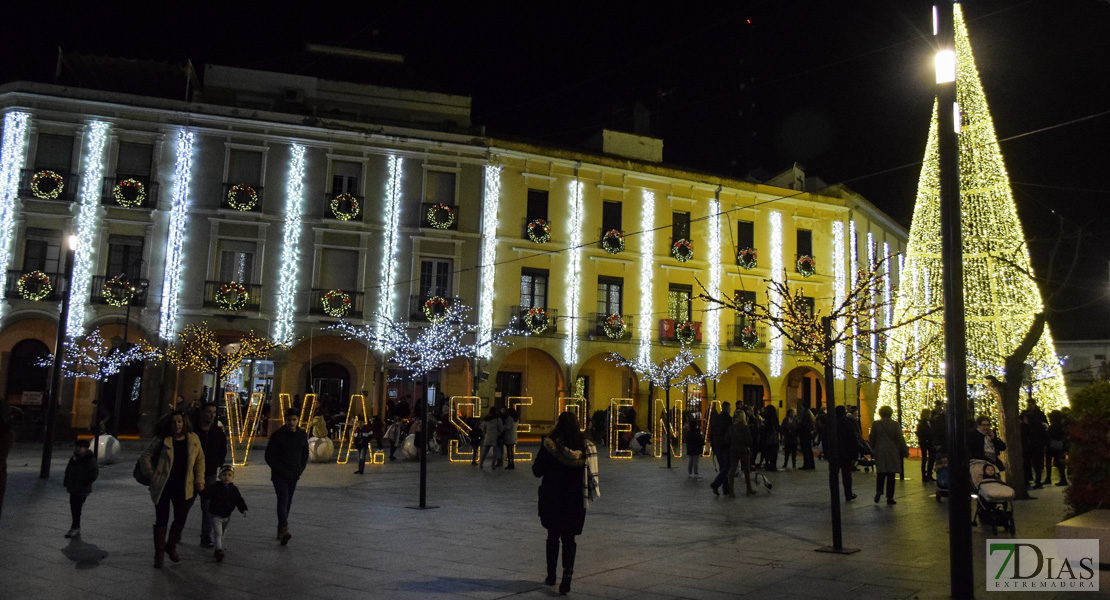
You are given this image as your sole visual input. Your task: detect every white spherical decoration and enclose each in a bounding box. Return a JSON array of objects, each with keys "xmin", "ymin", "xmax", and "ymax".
[
  {"xmin": 401, "ymin": 434, "xmax": 418, "ymax": 460},
  {"xmin": 308, "ymin": 437, "xmax": 334, "ymax": 463},
  {"xmin": 95, "ymin": 435, "xmax": 120, "ymax": 464}
]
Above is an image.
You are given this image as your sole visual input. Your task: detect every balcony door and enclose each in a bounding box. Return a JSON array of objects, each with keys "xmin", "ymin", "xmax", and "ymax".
[
  {"xmin": 520, "ymin": 268, "xmax": 548, "ymax": 309},
  {"xmin": 106, "ymin": 235, "xmax": 144, "ymax": 280},
  {"xmin": 23, "ymin": 228, "xmax": 62, "ymax": 273},
  {"xmin": 419, "ymin": 259, "xmax": 452, "ymax": 300},
  {"xmin": 218, "ymin": 240, "xmax": 255, "ymax": 284}
]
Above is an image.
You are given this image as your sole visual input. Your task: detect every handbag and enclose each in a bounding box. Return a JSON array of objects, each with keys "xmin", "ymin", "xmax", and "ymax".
[{"xmin": 133, "ymin": 439, "xmax": 161, "ymax": 485}]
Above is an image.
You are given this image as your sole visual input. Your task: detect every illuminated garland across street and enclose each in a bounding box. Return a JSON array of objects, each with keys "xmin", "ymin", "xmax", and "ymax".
[
  {"xmin": 67, "ymin": 121, "xmax": 111, "ymax": 339},
  {"xmin": 159, "ymin": 130, "xmax": 194, "ymax": 341}
]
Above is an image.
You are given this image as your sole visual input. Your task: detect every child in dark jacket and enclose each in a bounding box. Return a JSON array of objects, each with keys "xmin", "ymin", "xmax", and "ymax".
[
  {"xmin": 63, "ymin": 439, "xmax": 98, "ymax": 538},
  {"xmin": 204, "ymin": 464, "xmax": 248, "ymax": 562}
]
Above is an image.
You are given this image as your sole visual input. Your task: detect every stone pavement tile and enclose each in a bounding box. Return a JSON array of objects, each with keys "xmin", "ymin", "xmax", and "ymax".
[{"xmin": 641, "ymin": 580, "xmax": 746, "ymax": 600}]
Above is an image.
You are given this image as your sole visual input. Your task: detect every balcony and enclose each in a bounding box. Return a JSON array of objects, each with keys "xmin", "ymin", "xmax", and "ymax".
[
  {"xmin": 726, "ymin": 323, "xmax": 769, "ymax": 350},
  {"xmin": 409, "ymin": 295, "xmax": 457, "ymax": 322},
  {"xmin": 659, "ymin": 318, "xmax": 702, "ymax": 344},
  {"xmin": 592, "ymin": 312, "xmax": 633, "ymax": 340},
  {"xmin": 421, "ymin": 202, "xmax": 459, "ymax": 231},
  {"xmin": 512, "ymin": 305, "xmax": 559, "ymax": 335},
  {"xmin": 309, "ymin": 288, "xmax": 364, "ymax": 319},
  {"xmin": 19, "ymin": 169, "xmax": 79, "ymax": 202},
  {"xmin": 221, "ymin": 183, "xmax": 265, "ymax": 213},
  {"xmin": 89, "ymin": 276, "xmax": 151, "ymax": 307},
  {"xmin": 101, "ymin": 176, "xmax": 159, "ymax": 209},
  {"xmin": 323, "ymin": 192, "xmax": 364, "ymax": 222},
  {"xmin": 203, "ymin": 280, "xmax": 263, "ymax": 312},
  {"xmin": 4, "ymin": 269, "xmax": 66, "ymax": 302}
]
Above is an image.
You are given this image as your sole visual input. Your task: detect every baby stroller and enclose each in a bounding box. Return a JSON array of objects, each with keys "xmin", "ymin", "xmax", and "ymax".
[
  {"xmin": 856, "ymin": 439, "xmax": 875, "ymax": 472},
  {"xmin": 750, "ymin": 466, "xmax": 773, "ymax": 493},
  {"xmin": 970, "ymin": 459, "xmax": 1016, "ymax": 534},
  {"xmin": 934, "ymin": 455, "xmax": 949, "ymax": 502}
]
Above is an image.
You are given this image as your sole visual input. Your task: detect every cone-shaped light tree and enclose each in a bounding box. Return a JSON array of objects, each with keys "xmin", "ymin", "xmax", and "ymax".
[{"xmin": 878, "ymin": 4, "xmax": 1068, "ymax": 439}]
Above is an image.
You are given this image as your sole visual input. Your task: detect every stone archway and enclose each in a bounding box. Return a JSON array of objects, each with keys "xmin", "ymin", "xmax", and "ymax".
[{"xmin": 781, "ymin": 365, "xmax": 825, "ymax": 415}]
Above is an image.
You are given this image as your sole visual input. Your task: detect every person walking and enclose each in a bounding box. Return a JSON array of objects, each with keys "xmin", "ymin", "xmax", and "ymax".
[
  {"xmin": 385, "ymin": 416, "xmax": 403, "ymax": 461},
  {"xmin": 502, "ymin": 405, "xmax": 519, "ymax": 469},
  {"xmin": 797, "ymin": 403, "xmax": 815, "ymax": 470},
  {"xmin": 203, "ymin": 465, "xmax": 248, "ymax": 562},
  {"xmin": 780, "ymin": 409, "xmax": 799, "ymax": 469},
  {"xmin": 532, "ymin": 411, "xmax": 599, "ymax": 595},
  {"xmin": 834, "ymin": 406, "xmax": 858, "ymax": 501},
  {"xmin": 760, "ymin": 405, "xmax": 779, "ymax": 471},
  {"xmin": 870, "ymin": 405, "xmax": 909, "ymax": 505},
  {"xmin": 685, "ymin": 416, "xmax": 704, "ymax": 478},
  {"xmin": 265, "ymin": 408, "xmax": 308, "ymax": 545},
  {"xmin": 139, "ymin": 411, "xmax": 205, "ymax": 568},
  {"xmin": 727, "ymin": 411, "xmax": 756, "ymax": 497},
  {"xmin": 194, "ymin": 402, "xmax": 227, "ymax": 549},
  {"xmin": 1021, "ymin": 399, "xmax": 1047, "ymax": 487},
  {"xmin": 708, "ymin": 402, "xmax": 733, "ymax": 496},
  {"xmin": 63, "ymin": 439, "xmax": 98, "ymax": 538},
  {"xmin": 915, "ymin": 408, "xmax": 934, "ymax": 483},
  {"xmin": 478, "ymin": 407, "xmax": 504, "ymax": 469},
  {"xmin": 1045, "ymin": 410, "xmax": 1068, "ymax": 486},
  {"xmin": 352, "ymin": 417, "xmax": 373, "ymax": 474}
]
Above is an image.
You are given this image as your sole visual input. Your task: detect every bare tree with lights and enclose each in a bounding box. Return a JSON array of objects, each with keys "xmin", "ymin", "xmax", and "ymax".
[{"xmin": 40, "ymin": 329, "xmax": 159, "ymax": 381}]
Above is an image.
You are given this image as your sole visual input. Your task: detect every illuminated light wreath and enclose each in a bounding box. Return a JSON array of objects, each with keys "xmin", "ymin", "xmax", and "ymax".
[
  {"xmin": 737, "ymin": 247, "xmax": 757, "ymax": 270},
  {"xmin": 426, "ymin": 203, "xmax": 456, "ymax": 229},
  {"xmin": 31, "ymin": 170, "xmax": 64, "ymax": 199},
  {"xmin": 525, "ymin": 307, "xmax": 549, "ymax": 334},
  {"xmin": 227, "ymin": 184, "xmax": 259, "ymax": 211},
  {"xmin": 601, "ymin": 229, "xmax": 625, "ymax": 254},
  {"xmin": 102, "ymin": 275, "xmax": 134, "ymax": 307},
  {"xmin": 675, "ymin": 320, "xmax": 697, "ymax": 345},
  {"xmin": 527, "ymin": 218, "xmax": 551, "ymax": 243},
  {"xmin": 423, "ymin": 296, "xmax": 450, "ymax": 323},
  {"xmin": 217, "ymin": 281, "xmax": 249, "ymax": 311},
  {"xmin": 603, "ymin": 313, "xmax": 627, "ymax": 339},
  {"xmin": 112, "ymin": 178, "xmax": 146, "ymax": 207},
  {"xmin": 671, "ymin": 238, "xmax": 694, "ymax": 262},
  {"xmin": 17, "ymin": 270, "xmax": 52, "ymax": 301},
  {"xmin": 797, "ymin": 255, "xmax": 816, "ymax": 277},
  {"xmin": 323, "ymin": 289, "xmax": 351, "ymax": 317},
  {"xmin": 739, "ymin": 326, "xmax": 759, "ymax": 349},
  {"xmin": 330, "ymin": 193, "xmax": 360, "ymax": 221}
]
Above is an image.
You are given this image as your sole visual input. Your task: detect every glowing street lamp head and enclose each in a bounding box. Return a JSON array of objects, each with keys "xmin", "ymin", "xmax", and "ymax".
[
  {"xmin": 935, "ymin": 49, "xmax": 956, "ymax": 84},
  {"xmin": 68, "ymin": 235, "xmax": 78, "ymax": 251}
]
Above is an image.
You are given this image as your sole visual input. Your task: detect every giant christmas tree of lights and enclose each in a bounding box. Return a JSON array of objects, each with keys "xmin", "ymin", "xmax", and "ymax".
[{"xmin": 878, "ymin": 4, "xmax": 1068, "ymax": 438}]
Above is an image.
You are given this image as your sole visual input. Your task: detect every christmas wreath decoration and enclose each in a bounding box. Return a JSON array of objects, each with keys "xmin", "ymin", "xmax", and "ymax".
[
  {"xmin": 603, "ymin": 314, "xmax": 627, "ymax": 339},
  {"xmin": 112, "ymin": 178, "xmax": 146, "ymax": 207},
  {"xmin": 227, "ymin": 184, "xmax": 259, "ymax": 211},
  {"xmin": 527, "ymin": 218, "xmax": 552, "ymax": 243},
  {"xmin": 671, "ymin": 238, "xmax": 694, "ymax": 262},
  {"xmin": 525, "ymin": 307, "xmax": 549, "ymax": 334},
  {"xmin": 17, "ymin": 270, "xmax": 52, "ymax": 301},
  {"xmin": 330, "ymin": 193, "xmax": 360, "ymax": 221},
  {"xmin": 423, "ymin": 296, "xmax": 450, "ymax": 323},
  {"xmin": 323, "ymin": 289, "xmax": 351, "ymax": 317},
  {"xmin": 31, "ymin": 170, "xmax": 64, "ymax": 200},
  {"xmin": 217, "ymin": 281, "xmax": 249, "ymax": 311},
  {"xmin": 675, "ymin": 320, "xmax": 697, "ymax": 345},
  {"xmin": 737, "ymin": 247, "xmax": 757, "ymax": 270},
  {"xmin": 102, "ymin": 275, "xmax": 134, "ymax": 307},
  {"xmin": 426, "ymin": 203, "xmax": 456, "ymax": 229},
  {"xmin": 797, "ymin": 255, "xmax": 816, "ymax": 277},
  {"xmin": 601, "ymin": 229, "xmax": 625, "ymax": 254},
  {"xmin": 739, "ymin": 326, "xmax": 759, "ymax": 349}
]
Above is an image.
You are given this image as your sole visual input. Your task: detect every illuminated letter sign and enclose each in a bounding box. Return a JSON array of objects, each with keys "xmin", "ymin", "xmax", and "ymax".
[
  {"xmin": 654, "ymin": 398, "xmax": 683, "ymax": 458},
  {"xmin": 225, "ymin": 392, "xmax": 265, "ymax": 466},
  {"xmin": 506, "ymin": 396, "xmax": 533, "ymax": 461},
  {"xmin": 337, "ymin": 395, "xmax": 384, "ymax": 466},
  {"xmin": 447, "ymin": 396, "xmax": 480, "ymax": 463},
  {"xmin": 558, "ymin": 396, "xmax": 588, "ymax": 431},
  {"xmin": 610, "ymin": 398, "xmax": 634, "ymax": 459}
]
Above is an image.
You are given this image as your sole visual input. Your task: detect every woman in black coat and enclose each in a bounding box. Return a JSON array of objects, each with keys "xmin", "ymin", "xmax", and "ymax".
[
  {"xmin": 533, "ymin": 411, "xmax": 598, "ymax": 595},
  {"xmin": 967, "ymin": 415, "xmax": 1007, "ymax": 470}
]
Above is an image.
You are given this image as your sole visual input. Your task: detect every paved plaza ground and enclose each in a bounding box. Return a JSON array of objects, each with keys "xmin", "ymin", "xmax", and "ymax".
[{"xmin": 0, "ymin": 440, "xmax": 1096, "ymax": 599}]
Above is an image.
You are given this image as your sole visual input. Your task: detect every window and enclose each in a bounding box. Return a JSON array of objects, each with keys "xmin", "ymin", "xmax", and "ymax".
[
  {"xmin": 106, "ymin": 235, "xmax": 144, "ymax": 280},
  {"xmin": 116, "ymin": 142, "xmax": 153, "ymax": 177},
  {"xmin": 734, "ymin": 290, "xmax": 756, "ymax": 326},
  {"xmin": 218, "ymin": 240, "xmax": 255, "ymax": 283},
  {"xmin": 22, "ymin": 228, "xmax": 62, "ymax": 273},
  {"xmin": 797, "ymin": 229, "xmax": 813, "ymax": 257},
  {"xmin": 34, "ymin": 134, "xmax": 74, "ymax": 170},
  {"xmin": 799, "ymin": 295, "xmax": 816, "ymax": 318},
  {"xmin": 526, "ymin": 189, "xmax": 549, "ymax": 223},
  {"xmin": 672, "ymin": 211, "xmax": 691, "ymax": 242},
  {"xmin": 318, "ymin": 248, "xmax": 359, "ymax": 290},
  {"xmin": 227, "ymin": 149, "xmax": 263, "ymax": 186},
  {"xmin": 520, "ymin": 268, "xmax": 549, "ymax": 309},
  {"xmin": 424, "ymin": 170, "xmax": 457, "ymax": 206},
  {"xmin": 330, "ymin": 160, "xmax": 361, "ymax": 196},
  {"xmin": 668, "ymin": 284, "xmax": 693, "ymax": 322},
  {"xmin": 601, "ymin": 201, "xmax": 622, "ymax": 233},
  {"xmin": 737, "ymin": 221, "xmax": 754, "ymax": 249},
  {"xmin": 596, "ymin": 276, "xmax": 623, "ymax": 316},
  {"xmin": 419, "ymin": 259, "xmax": 452, "ymax": 300}
]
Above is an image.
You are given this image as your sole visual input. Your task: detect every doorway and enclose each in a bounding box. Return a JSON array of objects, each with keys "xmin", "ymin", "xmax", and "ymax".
[
  {"xmin": 742, "ymin": 384, "xmax": 764, "ymax": 409},
  {"xmin": 496, "ymin": 371, "xmax": 522, "ymax": 408}
]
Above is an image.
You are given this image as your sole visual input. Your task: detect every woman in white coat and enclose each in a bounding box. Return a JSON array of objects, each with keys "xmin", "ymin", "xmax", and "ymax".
[{"xmin": 478, "ymin": 407, "xmax": 504, "ymax": 469}]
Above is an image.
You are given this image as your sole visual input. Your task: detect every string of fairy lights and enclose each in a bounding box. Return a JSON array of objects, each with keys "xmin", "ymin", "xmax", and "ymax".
[
  {"xmin": 0, "ymin": 111, "xmax": 29, "ymax": 325},
  {"xmin": 67, "ymin": 121, "xmax": 110, "ymax": 339}
]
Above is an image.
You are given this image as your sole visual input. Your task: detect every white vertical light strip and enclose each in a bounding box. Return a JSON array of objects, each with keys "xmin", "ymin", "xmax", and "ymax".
[
  {"xmin": 850, "ymin": 220, "xmax": 859, "ymax": 377},
  {"xmin": 637, "ymin": 189, "xmax": 655, "ymax": 362},
  {"xmin": 376, "ymin": 155, "xmax": 403, "ymax": 341},
  {"xmin": 67, "ymin": 121, "xmax": 111, "ymax": 339},
  {"xmin": 273, "ymin": 144, "xmax": 306, "ymax": 346},
  {"xmin": 882, "ymin": 242, "xmax": 892, "ymax": 331},
  {"xmin": 478, "ymin": 164, "xmax": 501, "ymax": 359},
  {"xmin": 158, "ymin": 130, "xmax": 194, "ymax": 340},
  {"xmin": 0, "ymin": 111, "xmax": 30, "ymax": 324},
  {"xmin": 769, "ymin": 211, "xmax": 783, "ymax": 377},
  {"xmin": 706, "ymin": 197, "xmax": 721, "ymax": 373},
  {"xmin": 562, "ymin": 179, "xmax": 584, "ymax": 366},
  {"xmin": 832, "ymin": 221, "xmax": 846, "ymax": 378},
  {"xmin": 867, "ymin": 231, "xmax": 877, "ymax": 379}
]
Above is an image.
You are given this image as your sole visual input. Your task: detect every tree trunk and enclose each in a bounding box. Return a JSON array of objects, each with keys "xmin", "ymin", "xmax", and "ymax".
[{"xmin": 989, "ymin": 313, "xmax": 1046, "ymax": 501}]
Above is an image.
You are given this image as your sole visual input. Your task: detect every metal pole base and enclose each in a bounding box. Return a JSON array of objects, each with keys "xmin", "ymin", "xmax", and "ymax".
[
  {"xmin": 816, "ymin": 546, "xmax": 861, "ymax": 555},
  {"xmin": 405, "ymin": 505, "xmax": 440, "ymax": 510}
]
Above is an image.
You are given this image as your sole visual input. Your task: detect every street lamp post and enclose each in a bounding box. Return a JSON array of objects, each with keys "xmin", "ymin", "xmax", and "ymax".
[{"xmin": 40, "ymin": 235, "xmax": 78, "ymax": 479}]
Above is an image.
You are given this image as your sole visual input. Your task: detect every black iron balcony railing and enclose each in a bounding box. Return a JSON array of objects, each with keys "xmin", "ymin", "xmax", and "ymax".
[
  {"xmin": 89, "ymin": 276, "xmax": 151, "ymax": 307},
  {"xmin": 101, "ymin": 175, "xmax": 159, "ymax": 209},
  {"xmin": 221, "ymin": 183, "xmax": 265, "ymax": 212},
  {"xmin": 726, "ymin": 323, "xmax": 769, "ymax": 350},
  {"xmin": 310, "ymin": 288, "xmax": 365, "ymax": 319},
  {"xmin": 421, "ymin": 202, "xmax": 460, "ymax": 231},
  {"xmin": 512, "ymin": 305, "xmax": 559, "ymax": 335},
  {"xmin": 592, "ymin": 312, "xmax": 633, "ymax": 339},
  {"xmin": 19, "ymin": 169, "xmax": 79, "ymax": 202},
  {"xmin": 409, "ymin": 295, "xmax": 457, "ymax": 322},
  {"xmin": 323, "ymin": 192, "xmax": 364, "ymax": 222},
  {"xmin": 4, "ymin": 269, "xmax": 66, "ymax": 302},
  {"xmin": 203, "ymin": 280, "xmax": 263, "ymax": 312}
]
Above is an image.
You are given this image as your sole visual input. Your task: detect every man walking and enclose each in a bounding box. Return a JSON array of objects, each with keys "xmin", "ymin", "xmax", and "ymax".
[
  {"xmin": 194, "ymin": 402, "xmax": 227, "ymax": 548},
  {"xmin": 708, "ymin": 402, "xmax": 733, "ymax": 496},
  {"xmin": 265, "ymin": 408, "xmax": 308, "ymax": 545},
  {"xmin": 797, "ymin": 402, "xmax": 816, "ymax": 470}
]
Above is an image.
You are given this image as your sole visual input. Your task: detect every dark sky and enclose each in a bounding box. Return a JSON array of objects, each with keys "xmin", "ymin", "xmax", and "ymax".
[{"xmin": 3, "ymin": 1, "xmax": 1109, "ymax": 339}]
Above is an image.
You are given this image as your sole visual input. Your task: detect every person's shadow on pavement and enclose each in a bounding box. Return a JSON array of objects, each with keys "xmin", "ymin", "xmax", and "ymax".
[{"xmin": 62, "ymin": 536, "xmax": 108, "ymax": 569}]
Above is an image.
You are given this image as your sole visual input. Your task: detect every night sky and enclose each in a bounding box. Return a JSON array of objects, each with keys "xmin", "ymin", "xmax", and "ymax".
[{"xmin": 3, "ymin": 1, "xmax": 1108, "ymax": 339}]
